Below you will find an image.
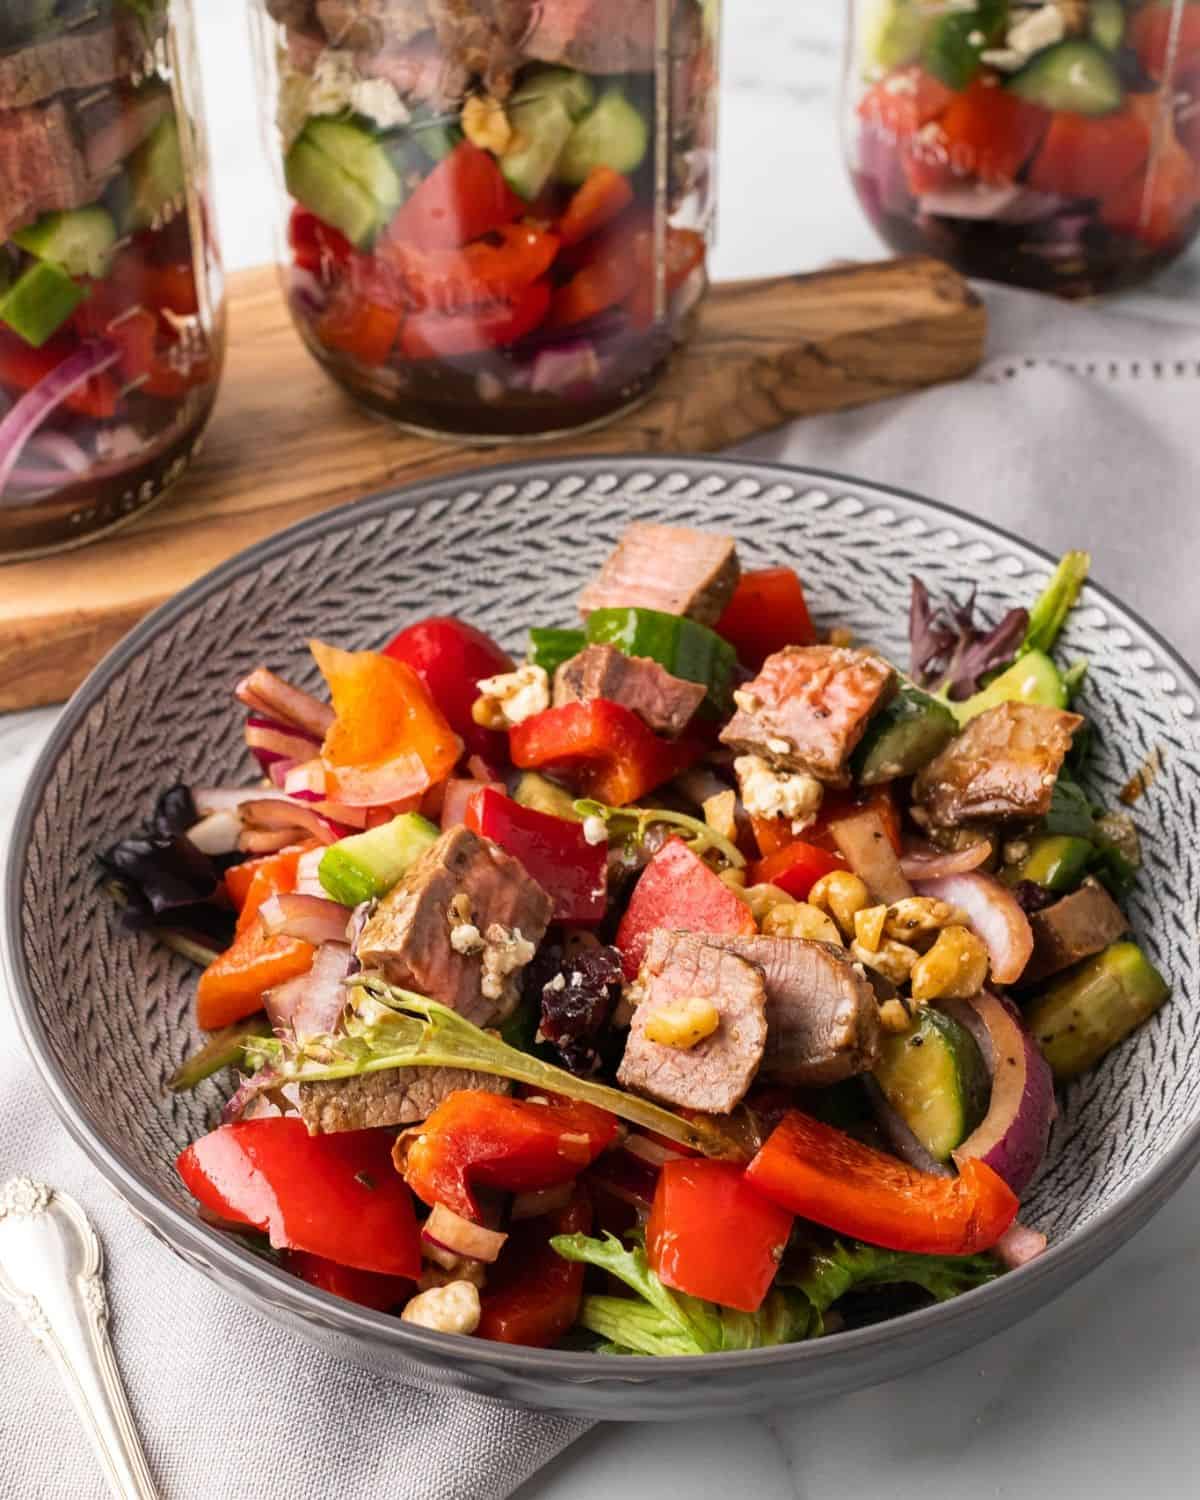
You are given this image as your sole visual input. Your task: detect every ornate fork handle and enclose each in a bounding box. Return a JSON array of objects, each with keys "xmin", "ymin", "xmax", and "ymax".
[{"xmin": 0, "ymin": 1178, "xmax": 159, "ymax": 1500}]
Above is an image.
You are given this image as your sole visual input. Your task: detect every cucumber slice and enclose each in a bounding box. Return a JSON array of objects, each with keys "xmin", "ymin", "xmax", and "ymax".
[
  {"xmin": 304, "ymin": 117, "xmax": 403, "ymax": 213},
  {"xmin": 556, "ymin": 91, "xmax": 650, "ymax": 187},
  {"xmin": 1011, "ymin": 833, "xmax": 1093, "ymax": 893},
  {"xmin": 286, "ymin": 140, "xmax": 381, "ymax": 247},
  {"xmin": 584, "ymin": 605, "xmax": 735, "ymax": 715},
  {"xmin": 1089, "ymin": 0, "xmax": 1125, "ymax": 53},
  {"xmin": 527, "ymin": 627, "xmax": 586, "ymax": 677},
  {"xmin": 513, "ymin": 772, "xmax": 584, "ymax": 822},
  {"xmin": 873, "ymin": 1006, "xmax": 989, "ymax": 1160},
  {"xmin": 1026, "ymin": 941, "xmax": 1169, "ymax": 1081},
  {"xmin": 1008, "ymin": 39, "xmax": 1123, "ymax": 116},
  {"xmin": 14, "ymin": 207, "xmax": 118, "ymax": 280},
  {"xmin": 852, "ymin": 683, "xmax": 957, "ymax": 784},
  {"xmin": 127, "ymin": 114, "xmax": 186, "ymax": 232},
  {"xmin": 318, "ymin": 812, "xmax": 440, "ymax": 907},
  {"xmin": 503, "ymin": 69, "xmax": 596, "ymax": 201},
  {"xmin": 952, "ymin": 648, "xmax": 1067, "ymax": 725},
  {"xmin": 922, "ymin": 1, "xmax": 1007, "ymax": 91},
  {"xmin": 863, "ymin": 0, "xmax": 929, "ymax": 71},
  {"xmin": 0, "ymin": 261, "xmax": 86, "ymax": 348}
]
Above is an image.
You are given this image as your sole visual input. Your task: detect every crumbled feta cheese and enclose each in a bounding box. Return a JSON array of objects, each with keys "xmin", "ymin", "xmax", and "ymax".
[
  {"xmin": 582, "ymin": 815, "xmax": 609, "ymax": 846},
  {"xmin": 732, "ymin": 689, "xmax": 761, "ymax": 714},
  {"xmin": 401, "ymin": 1280, "xmax": 481, "ymax": 1334},
  {"xmin": 545, "ymin": 972, "xmax": 567, "ymax": 993},
  {"xmin": 475, "ymin": 665, "xmax": 550, "ymax": 728},
  {"xmin": 766, "ymin": 737, "xmax": 793, "ymax": 758},
  {"xmin": 449, "ymin": 922, "xmax": 484, "ymax": 956},
  {"xmin": 276, "ymin": 46, "xmax": 410, "ymax": 146},
  {"xmin": 735, "ymin": 754, "xmax": 824, "ymax": 834},
  {"xmin": 882, "ymin": 70, "xmax": 918, "ymax": 96},
  {"xmin": 983, "ymin": 3, "xmax": 1065, "ymax": 70},
  {"xmin": 480, "ymin": 924, "xmax": 536, "ymax": 1003},
  {"xmin": 967, "ymin": 29, "xmax": 985, "ymax": 46}
]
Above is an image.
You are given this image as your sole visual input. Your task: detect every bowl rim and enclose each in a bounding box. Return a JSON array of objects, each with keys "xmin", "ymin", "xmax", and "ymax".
[{"xmin": 7, "ymin": 453, "xmax": 1200, "ymax": 1383}]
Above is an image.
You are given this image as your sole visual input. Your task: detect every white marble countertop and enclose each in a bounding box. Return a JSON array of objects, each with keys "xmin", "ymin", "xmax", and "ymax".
[{"xmin": 4, "ymin": 2, "xmax": 1200, "ymax": 1496}]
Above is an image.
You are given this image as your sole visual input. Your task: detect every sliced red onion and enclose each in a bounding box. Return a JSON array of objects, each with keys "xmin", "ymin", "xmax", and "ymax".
[
  {"xmin": 239, "ymin": 828, "xmax": 301, "ymax": 854},
  {"xmin": 194, "ymin": 786, "xmax": 276, "ymax": 815},
  {"xmin": 294, "ymin": 844, "xmax": 327, "ymax": 898},
  {"xmin": 235, "ymin": 668, "xmax": 333, "ymax": 740},
  {"xmin": 510, "ymin": 1183, "xmax": 575, "ymax": 1221},
  {"xmin": 899, "ymin": 838, "xmax": 993, "ymax": 881},
  {"xmin": 918, "ymin": 185, "xmax": 1066, "ymax": 223},
  {"xmin": 624, "ymin": 1134, "xmax": 688, "ymax": 1169},
  {"xmin": 994, "ymin": 1221, "xmax": 1048, "ymax": 1270},
  {"xmin": 440, "ymin": 776, "xmax": 498, "ymax": 831},
  {"xmin": 915, "ymin": 872, "xmax": 1034, "ymax": 985},
  {"xmin": 283, "ymin": 759, "xmax": 327, "ymax": 800},
  {"xmin": 530, "ymin": 339, "xmax": 601, "ymax": 395},
  {"xmin": 259, "ymin": 892, "xmax": 352, "ymax": 946},
  {"xmin": 246, "ymin": 719, "xmax": 324, "ymax": 770},
  {"xmin": 0, "ymin": 340, "xmax": 120, "ymax": 505},
  {"xmin": 466, "ymin": 753, "xmax": 505, "ymax": 783},
  {"xmin": 421, "ymin": 1203, "xmax": 508, "ymax": 1263},
  {"xmin": 830, "ymin": 809, "xmax": 912, "ymax": 904},
  {"xmin": 863, "ymin": 1077, "xmax": 952, "ymax": 1177},
  {"xmin": 185, "ymin": 809, "xmax": 244, "ymax": 857},
  {"xmin": 323, "ymin": 751, "xmax": 431, "ymax": 808},
  {"xmin": 239, "ymin": 797, "xmax": 349, "ymax": 844},
  {"xmin": 943, "ymin": 991, "xmax": 1055, "ymax": 1196},
  {"xmin": 267, "ymin": 759, "xmax": 296, "ymax": 789},
  {"xmin": 27, "ymin": 430, "xmax": 91, "ymax": 474},
  {"xmin": 264, "ymin": 940, "xmax": 351, "ymax": 1040}
]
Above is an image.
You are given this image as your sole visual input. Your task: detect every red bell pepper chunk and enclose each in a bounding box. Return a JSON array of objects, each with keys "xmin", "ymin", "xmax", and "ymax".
[
  {"xmin": 465, "ymin": 787, "xmax": 607, "ymax": 923},
  {"xmin": 1027, "ymin": 106, "xmax": 1151, "ymax": 203},
  {"xmin": 549, "ymin": 232, "xmax": 638, "ymax": 328},
  {"xmin": 315, "ymin": 292, "xmax": 403, "ymax": 366},
  {"xmin": 749, "ymin": 839, "xmax": 846, "ymax": 901},
  {"xmin": 905, "ymin": 77, "xmax": 1048, "ymax": 196},
  {"xmin": 177, "ymin": 1118, "xmax": 422, "ymax": 1276},
  {"xmin": 647, "ymin": 1158, "xmax": 793, "ymax": 1313},
  {"xmin": 0, "ymin": 330, "xmax": 120, "ymax": 418},
  {"xmin": 1102, "ymin": 130, "xmax": 1200, "ymax": 249},
  {"xmin": 716, "ymin": 567, "xmax": 816, "ymax": 670},
  {"xmin": 856, "ymin": 65, "xmax": 954, "ymax": 143},
  {"xmin": 284, "ymin": 1249, "xmax": 413, "ymax": 1311},
  {"xmin": 382, "ymin": 615, "xmax": 514, "ymax": 764},
  {"xmin": 288, "ymin": 205, "xmax": 354, "ymax": 274},
  {"xmin": 401, "ymin": 1091, "xmax": 619, "ymax": 1222},
  {"xmin": 399, "ymin": 278, "xmax": 551, "ymax": 359},
  {"xmin": 615, "ymin": 836, "xmax": 757, "ymax": 981},
  {"xmin": 745, "ymin": 1110, "xmax": 1018, "ymax": 1256},
  {"xmin": 625, "ymin": 221, "xmax": 708, "ymax": 330},
  {"xmin": 379, "ymin": 223, "xmax": 561, "ymax": 313},
  {"xmin": 558, "ymin": 166, "xmax": 635, "ymax": 248},
  {"xmin": 477, "ymin": 1186, "xmax": 593, "ymax": 1346},
  {"xmin": 387, "ymin": 141, "xmax": 524, "ymax": 251},
  {"xmin": 509, "ymin": 699, "xmax": 702, "ymax": 808}
]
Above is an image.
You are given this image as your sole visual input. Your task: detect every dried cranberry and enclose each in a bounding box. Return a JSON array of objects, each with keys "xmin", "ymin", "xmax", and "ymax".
[
  {"xmin": 1010, "ymin": 879, "xmax": 1057, "ymax": 915},
  {"xmin": 526, "ymin": 943, "xmax": 623, "ymax": 1076}
]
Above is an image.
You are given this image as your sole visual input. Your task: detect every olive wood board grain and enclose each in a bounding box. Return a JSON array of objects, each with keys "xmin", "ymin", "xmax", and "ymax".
[{"xmin": 0, "ymin": 254, "xmax": 985, "ymax": 711}]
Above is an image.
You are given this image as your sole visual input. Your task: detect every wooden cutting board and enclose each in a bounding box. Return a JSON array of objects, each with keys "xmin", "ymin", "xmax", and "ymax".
[{"xmin": 0, "ymin": 255, "xmax": 985, "ymax": 711}]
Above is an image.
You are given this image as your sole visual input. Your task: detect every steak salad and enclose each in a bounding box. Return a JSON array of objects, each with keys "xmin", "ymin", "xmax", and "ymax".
[{"xmin": 107, "ymin": 530, "xmax": 1168, "ymax": 1350}]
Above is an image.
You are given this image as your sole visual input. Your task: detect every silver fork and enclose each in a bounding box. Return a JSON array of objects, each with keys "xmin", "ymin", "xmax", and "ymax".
[{"xmin": 0, "ymin": 1177, "xmax": 159, "ymax": 1500}]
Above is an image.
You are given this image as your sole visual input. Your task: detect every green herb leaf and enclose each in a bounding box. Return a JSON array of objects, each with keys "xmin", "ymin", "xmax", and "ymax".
[
  {"xmin": 169, "ymin": 1014, "xmax": 273, "ymax": 1092},
  {"xmin": 1022, "ymin": 551, "xmax": 1090, "ymax": 658},
  {"xmin": 573, "ymin": 799, "xmax": 745, "ymax": 870},
  {"xmin": 784, "ymin": 1238, "xmax": 1002, "ymax": 1312}
]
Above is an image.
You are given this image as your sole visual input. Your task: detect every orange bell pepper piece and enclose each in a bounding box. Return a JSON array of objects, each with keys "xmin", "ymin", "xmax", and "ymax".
[
  {"xmin": 1027, "ymin": 106, "xmax": 1151, "ymax": 204},
  {"xmin": 223, "ymin": 842, "xmax": 315, "ymax": 914},
  {"xmin": 746, "ymin": 1111, "xmax": 1018, "ymax": 1256},
  {"xmin": 558, "ymin": 167, "xmax": 635, "ymax": 247},
  {"xmin": 312, "ymin": 639, "xmax": 462, "ymax": 805},
  {"xmin": 196, "ymin": 847, "xmax": 315, "ymax": 1030}
]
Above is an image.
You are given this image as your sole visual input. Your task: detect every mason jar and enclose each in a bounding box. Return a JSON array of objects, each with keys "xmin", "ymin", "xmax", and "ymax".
[
  {"xmin": 844, "ymin": 0, "xmax": 1200, "ymax": 297},
  {"xmin": 250, "ymin": 0, "xmax": 719, "ymax": 440},
  {"xmin": 0, "ymin": 0, "xmax": 225, "ymax": 560}
]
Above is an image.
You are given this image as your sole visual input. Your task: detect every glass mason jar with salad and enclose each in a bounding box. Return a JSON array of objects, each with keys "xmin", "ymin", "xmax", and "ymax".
[
  {"xmin": 845, "ymin": 0, "xmax": 1200, "ymax": 296},
  {"xmin": 0, "ymin": 0, "xmax": 225, "ymax": 560},
  {"xmin": 250, "ymin": 0, "xmax": 719, "ymax": 439}
]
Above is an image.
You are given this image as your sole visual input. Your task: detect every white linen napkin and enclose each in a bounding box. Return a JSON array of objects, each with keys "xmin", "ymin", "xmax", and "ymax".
[{"xmin": 2, "ymin": 278, "xmax": 1198, "ymax": 1500}]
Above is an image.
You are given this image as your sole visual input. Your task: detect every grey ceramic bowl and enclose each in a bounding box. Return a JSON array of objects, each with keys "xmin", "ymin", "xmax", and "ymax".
[{"xmin": 7, "ymin": 458, "xmax": 1200, "ymax": 1420}]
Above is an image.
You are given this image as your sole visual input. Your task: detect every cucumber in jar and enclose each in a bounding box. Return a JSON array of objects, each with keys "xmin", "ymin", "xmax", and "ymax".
[
  {"xmin": 127, "ymin": 114, "xmax": 187, "ymax": 232},
  {"xmin": 14, "ymin": 206, "xmax": 118, "ymax": 279},
  {"xmin": 502, "ymin": 69, "xmax": 595, "ymax": 201},
  {"xmin": 0, "ymin": 261, "xmax": 86, "ymax": 348},
  {"xmin": 285, "ymin": 117, "xmax": 403, "ymax": 247},
  {"xmin": 1089, "ymin": 0, "xmax": 1126, "ymax": 54},
  {"xmin": 1007, "ymin": 39, "xmax": 1123, "ymax": 116},
  {"xmin": 556, "ymin": 90, "xmax": 649, "ymax": 186},
  {"xmin": 862, "ymin": 0, "xmax": 930, "ymax": 72}
]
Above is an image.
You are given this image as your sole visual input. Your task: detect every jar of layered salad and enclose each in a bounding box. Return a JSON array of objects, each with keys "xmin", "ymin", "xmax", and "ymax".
[
  {"xmin": 250, "ymin": 0, "xmax": 719, "ymax": 439},
  {"xmin": 0, "ymin": 1, "xmax": 225, "ymax": 560},
  {"xmin": 845, "ymin": 0, "xmax": 1200, "ymax": 296}
]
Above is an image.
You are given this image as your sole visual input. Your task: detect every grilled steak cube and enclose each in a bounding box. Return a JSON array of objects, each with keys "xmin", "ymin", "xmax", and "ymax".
[
  {"xmin": 316, "ymin": 0, "xmax": 430, "ymax": 51},
  {"xmin": 1020, "ymin": 878, "xmax": 1129, "ymax": 987},
  {"xmin": 0, "ymin": 11, "xmax": 168, "ymax": 110},
  {"xmin": 298, "ymin": 1068, "xmax": 507, "ymax": 1132},
  {"xmin": 720, "ymin": 645, "xmax": 896, "ymax": 785},
  {"xmin": 578, "ymin": 523, "xmax": 740, "ymax": 627},
  {"xmin": 355, "ymin": 826, "xmax": 552, "ymax": 1026},
  {"xmin": 914, "ymin": 702, "xmax": 1084, "ymax": 827},
  {"xmin": 0, "ymin": 99, "xmax": 107, "ymax": 240},
  {"xmin": 525, "ymin": 0, "xmax": 655, "ymax": 73},
  {"xmin": 704, "ymin": 933, "xmax": 882, "ymax": 1085},
  {"xmin": 553, "ymin": 643, "xmax": 706, "ymax": 738},
  {"xmin": 617, "ymin": 930, "xmax": 767, "ymax": 1114}
]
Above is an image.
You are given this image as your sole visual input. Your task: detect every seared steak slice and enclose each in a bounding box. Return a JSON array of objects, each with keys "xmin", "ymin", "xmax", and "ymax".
[
  {"xmin": 0, "ymin": 99, "xmax": 108, "ymax": 240},
  {"xmin": 316, "ymin": 0, "xmax": 430, "ymax": 51},
  {"xmin": 720, "ymin": 646, "xmax": 896, "ymax": 786},
  {"xmin": 525, "ymin": 0, "xmax": 655, "ymax": 73},
  {"xmin": 704, "ymin": 933, "xmax": 882, "ymax": 1085},
  {"xmin": 553, "ymin": 643, "xmax": 706, "ymax": 737},
  {"xmin": 267, "ymin": 0, "xmax": 319, "ymax": 27},
  {"xmin": 427, "ymin": 0, "xmax": 535, "ymax": 96},
  {"xmin": 359, "ymin": 31, "xmax": 472, "ymax": 109},
  {"xmin": 617, "ymin": 931, "xmax": 767, "ymax": 1114},
  {"xmin": 355, "ymin": 826, "xmax": 552, "ymax": 1026},
  {"xmin": 77, "ymin": 85, "xmax": 174, "ymax": 183},
  {"xmin": 914, "ymin": 702, "xmax": 1084, "ymax": 827},
  {"xmin": 1020, "ymin": 878, "xmax": 1129, "ymax": 986},
  {"xmin": 578, "ymin": 523, "xmax": 739, "ymax": 627},
  {"xmin": 298, "ymin": 1068, "xmax": 506, "ymax": 1131},
  {"xmin": 0, "ymin": 12, "xmax": 167, "ymax": 110}
]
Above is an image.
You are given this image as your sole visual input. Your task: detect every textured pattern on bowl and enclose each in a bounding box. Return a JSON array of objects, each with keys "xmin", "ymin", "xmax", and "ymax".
[{"xmin": 7, "ymin": 458, "xmax": 1200, "ymax": 1418}]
